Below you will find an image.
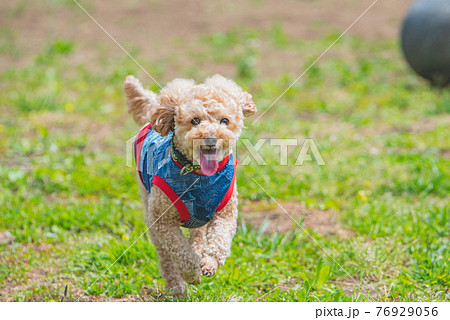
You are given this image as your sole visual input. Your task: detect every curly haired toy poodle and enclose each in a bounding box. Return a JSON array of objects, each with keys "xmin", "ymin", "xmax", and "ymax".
[{"xmin": 124, "ymin": 74, "xmax": 256, "ymax": 296}]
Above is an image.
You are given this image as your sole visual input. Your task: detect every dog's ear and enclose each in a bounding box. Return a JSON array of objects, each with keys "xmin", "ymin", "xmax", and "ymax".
[
  {"xmin": 150, "ymin": 97, "xmax": 176, "ymax": 136},
  {"xmin": 241, "ymin": 91, "xmax": 257, "ymax": 117},
  {"xmin": 150, "ymin": 78, "xmax": 195, "ymax": 136}
]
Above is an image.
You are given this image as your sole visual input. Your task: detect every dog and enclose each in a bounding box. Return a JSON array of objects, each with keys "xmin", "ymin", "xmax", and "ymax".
[{"xmin": 123, "ymin": 74, "xmax": 256, "ymax": 296}]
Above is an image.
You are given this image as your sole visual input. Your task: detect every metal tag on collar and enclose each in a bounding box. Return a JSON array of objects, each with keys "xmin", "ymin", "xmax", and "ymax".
[
  {"xmin": 180, "ymin": 166, "xmax": 188, "ymax": 175},
  {"xmin": 180, "ymin": 165, "xmax": 192, "ymax": 175},
  {"xmin": 180, "ymin": 164, "xmax": 200, "ymax": 175}
]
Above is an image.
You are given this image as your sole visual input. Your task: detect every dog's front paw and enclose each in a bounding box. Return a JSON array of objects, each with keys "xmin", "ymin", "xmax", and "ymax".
[{"xmin": 200, "ymin": 256, "xmax": 218, "ymax": 277}]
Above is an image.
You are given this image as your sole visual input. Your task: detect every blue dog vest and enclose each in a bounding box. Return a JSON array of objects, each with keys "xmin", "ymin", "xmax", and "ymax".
[{"xmin": 134, "ymin": 123, "xmax": 236, "ymax": 228}]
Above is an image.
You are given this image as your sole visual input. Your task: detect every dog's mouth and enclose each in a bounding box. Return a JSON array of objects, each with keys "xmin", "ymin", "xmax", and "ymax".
[{"xmin": 199, "ymin": 145, "xmax": 218, "ymax": 176}]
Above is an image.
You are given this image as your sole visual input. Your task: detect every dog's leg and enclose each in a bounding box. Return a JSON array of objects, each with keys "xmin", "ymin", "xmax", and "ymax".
[
  {"xmin": 201, "ymin": 188, "xmax": 239, "ymax": 277},
  {"xmin": 148, "ymin": 231, "xmax": 186, "ymax": 297},
  {"xmin": 189, "ymin": 225, "xmax": 207, "ymax": 257},
  {"xmin": 150, "ymin": 222, "xmax": 201, "ymax": 285},
  {"xmin": 146, "ymin": 186, "xmax": 201, "ymax": 286},
  {"xmin": 140, "ymin": 179, "xmax": 187, "ymax": 296}
]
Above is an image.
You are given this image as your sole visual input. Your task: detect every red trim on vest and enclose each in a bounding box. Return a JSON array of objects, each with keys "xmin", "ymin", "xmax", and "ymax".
[
  {"xmin": 171, "ymin": 152, "xmax": 231, "ymax": 176},
  {"xmin": 135, "ymin": 123, "xmax": 152, "ymax": 185},
  {"xmin": 215, "ymin": 158, "xmax": 238, "ymax": 212},
  {"xmin": 151, "ymin": 175, "xmax": 190, "ymax": 224}
]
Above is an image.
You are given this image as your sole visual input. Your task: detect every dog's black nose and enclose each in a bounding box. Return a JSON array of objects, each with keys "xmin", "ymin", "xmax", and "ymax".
[{"xmin": 204, "ymin": 136, "xmax": 217, "ymax": 146}]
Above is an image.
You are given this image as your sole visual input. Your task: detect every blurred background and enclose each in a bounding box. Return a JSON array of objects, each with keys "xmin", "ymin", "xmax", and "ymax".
[
  {"xmin": 1, "ymin": 0, "xmax": 414, "ymax": 79},
  {"xmin": 0, "ymin": 0, "xmax": 448, "ymax": 302}
]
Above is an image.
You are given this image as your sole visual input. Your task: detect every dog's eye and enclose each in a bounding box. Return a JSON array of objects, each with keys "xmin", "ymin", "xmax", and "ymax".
[
  {"xmin": 191, "ymin": 118, "xmax": 201, "ymax": 125},
  {"xmin": 220, "ymin": 118, "xmax": 229, "ymax": 126}
]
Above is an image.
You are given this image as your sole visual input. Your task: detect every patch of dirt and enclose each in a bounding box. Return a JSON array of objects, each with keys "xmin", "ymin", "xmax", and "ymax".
[
  {"xmin": 0, "ymin": 243, "xmax": 59, "ymax": 302},
  {"xmin": 362, "ymin": 113, "xmax": 450, "ymax": 135},
  {"xmin": 0, "ymin": 230, "xmax": 15, "ymax": 245},
  {"xmin": 1, "ymin": 265, "xmax": 146, "ymax": 302},
  {"xmin": 254, "ymin": 275, "xmax": 384, "ymax": 301},
  {"xmin": 0, "ymin": 0, "xmax": 415, "ymax": 77},
  {"xmin": 240, "ymin": 200, "xmax": 353, "ymax": 237},
  {"xmin": 296, "ymin": 113, "xmax": 450, "ymax": 148},
  {"xmin": 0, "ymin": 242, "xmax": 146, "ymax": 302},
  {"xmin": 440, "ymin": 149, "xmax": 450, "ymax": 159},
  {"xmin": 329, "ymin": 277, "xmax": 386, "ymax": 300},
  {"xmin": 407, "ymin": 114, "xmax": 450, "ymax": 133},
  {"xmin": 1, "ymin": 111, "xmax": 130, "ymax": 170},
  {"xmin": 27, "ymin": 111, "xmax": 127, "ymax": 154}
]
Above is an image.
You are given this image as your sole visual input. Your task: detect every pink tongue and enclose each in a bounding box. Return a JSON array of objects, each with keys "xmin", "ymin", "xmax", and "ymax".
[{"xmin": 200, "ymin": 149, "xmax": 218, "ymax": 176}]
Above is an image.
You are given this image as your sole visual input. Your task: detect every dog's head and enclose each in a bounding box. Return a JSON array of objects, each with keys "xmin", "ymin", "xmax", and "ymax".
[{"xmin": 150, "ymin": 74, "xmax": 256, "ymax": 175}]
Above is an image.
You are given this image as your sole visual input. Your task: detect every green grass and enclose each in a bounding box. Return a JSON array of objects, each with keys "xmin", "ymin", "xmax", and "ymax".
[{"xmin": 0, "ymin": 20, "xmax": 449, "ymax": 301}]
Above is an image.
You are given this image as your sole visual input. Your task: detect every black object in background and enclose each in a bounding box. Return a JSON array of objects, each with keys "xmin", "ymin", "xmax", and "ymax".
[{"xmin": 401, "ymin": 0, "xmax": 450, "ymax": 87}]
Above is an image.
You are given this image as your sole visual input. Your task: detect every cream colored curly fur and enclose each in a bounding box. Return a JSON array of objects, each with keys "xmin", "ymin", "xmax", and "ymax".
[{"xmin": 124, "ymin": 74, "xmax": 256, "ymax": 297}]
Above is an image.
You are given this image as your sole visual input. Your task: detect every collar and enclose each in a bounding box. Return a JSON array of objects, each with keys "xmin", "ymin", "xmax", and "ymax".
[{"xmin": 171, "ymin": 139, "xmax": 201, "ymax": 175}]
